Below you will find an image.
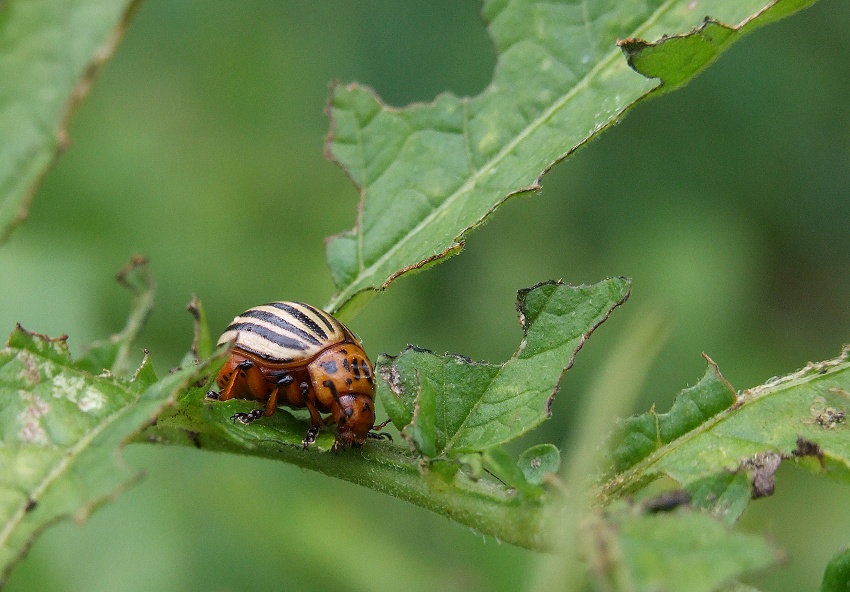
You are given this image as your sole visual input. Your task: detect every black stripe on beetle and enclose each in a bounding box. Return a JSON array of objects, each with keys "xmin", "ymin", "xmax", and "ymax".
[
  {"xmin": 296, "ymin": 302, "xmax": 338, "ymax": 335},
  {"xmin": 225, "ymin": 322, "xmax": 308, "ymax": 351},
  {"xmin": 269, "ymin": 302, "xmax": 330, "ymax": 341},
  {"xmin": 351, "ymin": 359, "xmax": 361, "ymax": 380},
  {"xmin": 240, "ymin": 308, "xmax": 323, "ymax": 346}
]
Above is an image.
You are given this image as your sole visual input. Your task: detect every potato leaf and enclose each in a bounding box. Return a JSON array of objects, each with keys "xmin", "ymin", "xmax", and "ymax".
[
  {"xmin": 0, "ymin": 0, "xmax": 141, "ymax": 243},
  {"xmin": 587, "ymin": 506, "xmax": 776, "ymax": 592},
  {"xmin": 603, "ymin": 347, "xmax": 850, "ymax": 510},
  {"xmin": 324, "ymin": 0, "xmax": 819, "ymax": 315},
  {"xmin": 377, "ymin": 278, "xmax": 630, "ymax": 457},
  {"xmin": 0, "ymin": 325, "xmax": 220, "ymax": 585}
]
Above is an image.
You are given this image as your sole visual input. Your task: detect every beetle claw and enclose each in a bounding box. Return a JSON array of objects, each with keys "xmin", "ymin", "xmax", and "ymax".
[
  {"xmin": 205, "ymin": 390, "xmax": 220, "ymax": 400},
  {"xmin": 367, "ymin": 431, "xmax": 393, "ymax": 442},
  {"xmin": 230, "ymin": 409, "xmax": 263, "ymax": 424},
  {"xmin": 302, "ymin": 425, "xmax": 320, "ymax": 449}
]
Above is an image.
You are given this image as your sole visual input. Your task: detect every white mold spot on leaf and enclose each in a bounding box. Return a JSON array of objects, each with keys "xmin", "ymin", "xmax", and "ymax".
[
  {"xmin": 17, "ymin": 391, "xmax": 50, "ymax": 444},
  {"xmin": 51, "ymin": 374, "xmax": 85, "ymax": 401},
  {"xmin": 77, "ymin": 387, "xmax": 106, "ymax": 412}
]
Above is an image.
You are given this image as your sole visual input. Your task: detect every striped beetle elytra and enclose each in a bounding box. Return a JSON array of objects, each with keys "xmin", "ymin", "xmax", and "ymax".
[{"xmin": 206, "ymin": 302, "xmax": 389, "ymax": 451}]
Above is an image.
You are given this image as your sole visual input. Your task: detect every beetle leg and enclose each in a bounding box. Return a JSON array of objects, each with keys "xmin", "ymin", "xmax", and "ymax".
[
  {"xmin": 262, "ymin": 386, "xmax": 280, "ymax": 417},
  {"xmin": 275, "ymin": 374, "xmax": 294, "ymax": 386},
  {"xmin": 302, "ymin": 424, "xmax": 321, "ymax": 449},
  {"xmin": 367, "ymin": 431, "xmax": 393, "ymax": 442},
  {"xmin": 372, "ymin": 418, "xmax": 392, "ymax": 430},
  {"xmin": 231, "ymin": 409, "xmax": 264, "ymax": 424},
  {"xmin": 215, "ymin": 359, "xmax": 255, "ymax": 402},
  {"xmin": 302, "ymin": 393, "xmax": 323, "ymax": 449}
]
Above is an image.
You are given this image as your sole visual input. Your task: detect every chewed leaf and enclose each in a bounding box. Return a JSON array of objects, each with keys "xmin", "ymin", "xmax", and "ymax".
[
  {"xmin": 323, "ymin": 0, "xmax": 818, "ymax": 315},
  {"xmin": 78, "ymin": 256, "xmax": 155, "ymax": 377},
  {"xmin": 0, "ymin": 326, "xmax": 220, "ymax": 585},
  {"xmin": 602, "ymin": 347, "xmax": 850, "ymax": 506},
  {"xmin": 0, "ymin": 0, "xmax": 141, "ymax": 243},
  {"xmin": 609, "ymin": 357, "xmax": 737, "ymax": 475},
  {"xmin": 377, "ymin": 278, "xmax": 630, "ymax": 456}
]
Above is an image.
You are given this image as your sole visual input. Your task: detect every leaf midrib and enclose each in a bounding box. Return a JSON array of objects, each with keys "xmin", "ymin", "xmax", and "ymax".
[{"xmin": 326, "ymin": 1, "xmax": 673, "ymax": 312}]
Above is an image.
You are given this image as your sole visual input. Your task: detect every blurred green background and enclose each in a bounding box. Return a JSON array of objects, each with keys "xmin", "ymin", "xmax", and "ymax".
[{"xmin": 2, "ymin": 1, "xmax": 849, "ymax": 590}]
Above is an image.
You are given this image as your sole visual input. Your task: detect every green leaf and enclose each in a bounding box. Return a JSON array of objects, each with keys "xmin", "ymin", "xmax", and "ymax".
[
  {"xmin": 0, "ymin": 325, "xmax": 219, "ymax": 585},
  {"xmin": 685, "ymin": 470, "xmax": 753, "ymax": 526},
  {"xmin": 378, "ymin": 278, "xmax": 630, "ymax": 457},
  {"xmin": 323, "ymin": 0, "xmax": 819, "ymax": 315},
  {"xmin": 618, "ymin": 0, "xmax": 818, "ymax": 93},
  {"xmin": 77, "ymin": 256, "xmax": 155, "ymax": 377},
  {"xmin": 602, "ymin": 347, "xmax": 850, "ymax": 506},
  {"xmin": 609, "ymin": 357, "xmax": 737, "ymax": 475},
  {"xmin": 822, "ymin": 546, "xmax": 850, "ymax": 592},
  {"xmin": 586, "ymin": 506, "xmax": 776, "ymax": 592},
  {"xmin": 518, "ymin": 443, "xmax": 561, "ymax": 486},
  {"xmin": 483, "ymin": 446, "xmax": 542, "ymax": 498},
  {"xmin": 0, "ymin": 0, "xmax": 142, "ymax": 243}
]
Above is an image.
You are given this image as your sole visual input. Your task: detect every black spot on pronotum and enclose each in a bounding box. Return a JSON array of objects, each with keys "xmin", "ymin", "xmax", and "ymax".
[
  {"xmin": 363, "ymin": 401, "xmax": 371, "ymax": 412},
  {"xmin": 320, "ymin": 360, "xmax": 338, "ymax": 375},
  {"xmin": 361, "ymin": 360, "xmax": 373, "ymax": 384},
  {"xmin": 323, "ymin": 380, "xmax": 339, "ymax": 400},
  {"xmin": 352, "ymin": 359, "xmax": 361, "ymax": 380},
  {"xmin": 342, "ymin": 358, "xmax": 350, "ymax": 372}
]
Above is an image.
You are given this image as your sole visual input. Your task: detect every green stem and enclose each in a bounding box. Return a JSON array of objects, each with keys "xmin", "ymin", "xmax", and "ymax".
[{"xmin": 133, "ymin": 395, "xmax": 552, "ymax": 552}]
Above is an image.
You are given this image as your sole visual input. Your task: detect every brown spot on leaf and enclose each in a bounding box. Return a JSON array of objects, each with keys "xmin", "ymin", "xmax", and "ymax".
[
  {"xmin": 741, "ymin": 452, "xmax": 782, "ymax": 498},
  {"xmin": 792, "ymin": 436, "xmax": 824, "ymax": 463},
  {"xmin": 816, "ymin": 406, "xmax": 847, "ymax": 430}
]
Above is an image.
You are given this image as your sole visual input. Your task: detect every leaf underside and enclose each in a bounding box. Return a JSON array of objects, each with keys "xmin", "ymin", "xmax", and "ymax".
[
  {"xmin": 377, "ymin": 278, "xmax": 631, "ymax": 457},
  {"xmin": 0, "ymin": 0, "xmax": 141, "ymax": 243},
  {"xmin": 323, "ymin": 0, "xmax": 819, "ymax": 316}
]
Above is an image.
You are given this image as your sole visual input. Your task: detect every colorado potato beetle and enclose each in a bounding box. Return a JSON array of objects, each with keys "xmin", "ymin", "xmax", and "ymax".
[{"xmin": 206, "ymin": 301, "xmax": 389, "ymax": 451}]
